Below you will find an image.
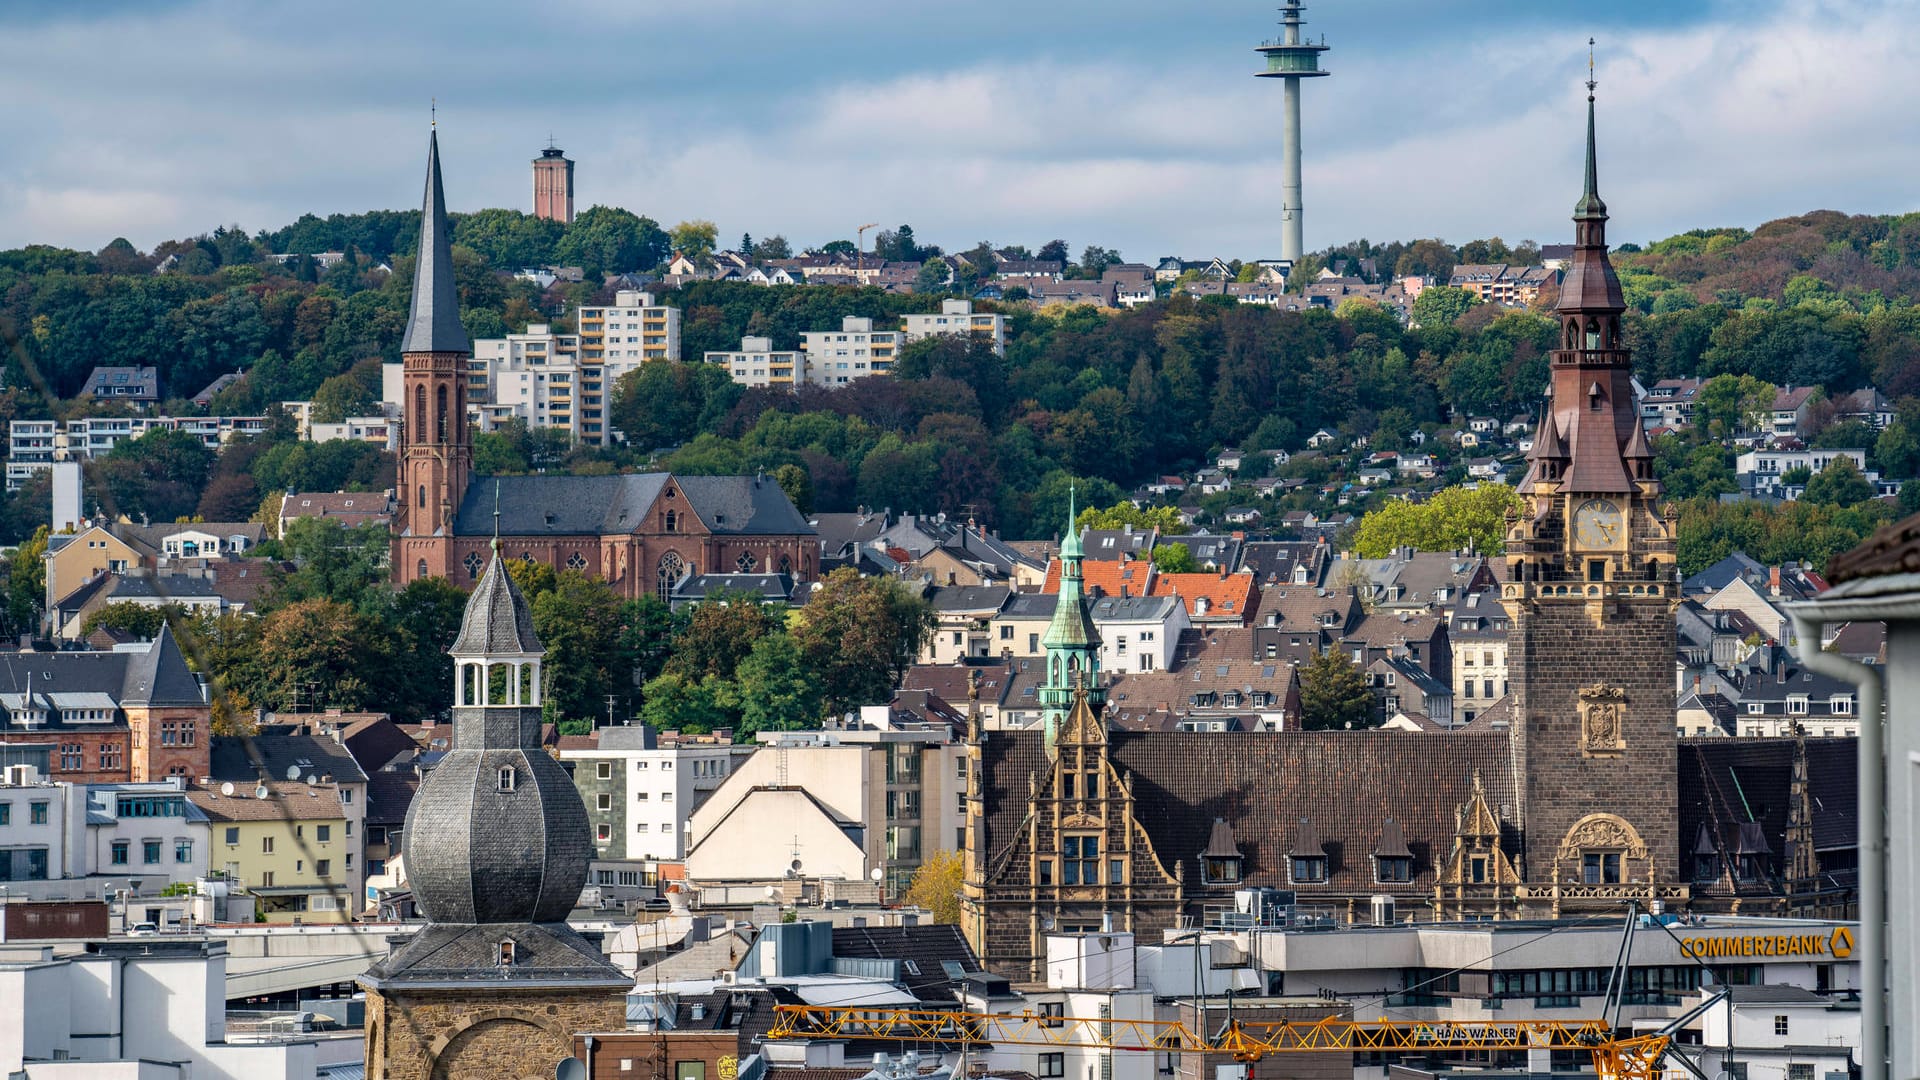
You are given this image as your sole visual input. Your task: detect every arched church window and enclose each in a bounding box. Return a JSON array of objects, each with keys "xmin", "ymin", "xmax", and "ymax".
[
  {"xmin": 463, "ymin": 551, "xmax": 483, "ymax": 579},
  {"xmin": 414, "ymin": 385, "xmax": 426, "ymax": 441},
  {"xmin": 1584, "ymin": 318, "xmax": 1601, "ymax": 350},
  {"xmin": 664, "ymin": 510, "xmax": 677, "ymax": 532},
  {"xmin": 779, "ymin": 554, "xmax": 793, "ymax": 575},
  {"xmin": 735, "ymin": 552, "xmax": 757, "ymax": 573},
  {"xmin": 416, "ymin": 559, "xmax": 428, "ymax": 580},
  {"xmin": 566, "ymin": 552, "xmax": 587, "ymax": 570},
  {"xmin": 435, "ymin": 385, "xmax": 448, "ymax": 442},
  {"xmin": 657, "ymin": 551, "xmax": 686, "ymax": 603},
  {"xmin": 417, "ymin": 484, "xmax": 427, "ymax": 508}
]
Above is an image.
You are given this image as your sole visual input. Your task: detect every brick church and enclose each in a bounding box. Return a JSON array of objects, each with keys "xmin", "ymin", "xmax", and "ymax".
[
  {"xmin": 961, "ymin": 91, "xmax": 1856, "ymax": 980},
  {"xmin": 388, "ymin": 132, "xmax": 814, "ymax": 598}
]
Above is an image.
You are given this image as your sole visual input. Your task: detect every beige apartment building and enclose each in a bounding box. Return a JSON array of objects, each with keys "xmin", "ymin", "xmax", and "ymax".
[{"xmin": 468, "ymin": 290, "xmax": 681, "ymax": 445}]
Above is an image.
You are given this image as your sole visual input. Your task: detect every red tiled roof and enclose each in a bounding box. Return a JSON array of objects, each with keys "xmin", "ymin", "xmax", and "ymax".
[
  {"xmin": 1148, "ymin": 572, "xmax": 1257, "ymax": 620},
  {"xmin": 1042, "ymin": 558, "xmax": 1154, "ymax": 599}
]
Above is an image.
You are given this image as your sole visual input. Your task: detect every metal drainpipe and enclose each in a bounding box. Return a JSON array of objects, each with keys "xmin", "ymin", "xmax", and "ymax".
[{"xmin": 1789, "ymin": 612, "xmax": 1884, "ymax": 1080}]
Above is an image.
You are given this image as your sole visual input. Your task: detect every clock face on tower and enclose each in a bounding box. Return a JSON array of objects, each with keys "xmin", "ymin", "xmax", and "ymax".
[{"xmin": 1573, "ymin": 499, "xmax": 1623, "ymax": 548}]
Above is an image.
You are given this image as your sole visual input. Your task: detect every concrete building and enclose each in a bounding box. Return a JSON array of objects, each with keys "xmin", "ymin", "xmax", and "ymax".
[
  {"xmin": 469, "ymin": 291, "xmax": 681, "ymax": 445},
  {"xmin": 187, "ymin": 781, "xmax": 354, "ymax": 925},
  {"xmin": 684, "ymin": 727, "xmax": 966, "ymax": 899},
  {"xmin": 707, "ymin": 335, "xmax": 802, "ymax": 389},
  {"xmin": 7, "ymin": 416, "xmax": 270, "ymax": 491},
  {"xmin": 562, "ymin": 725, "xmax": 756, "ymax": 862},
  {"xmin": 1736, "ymin": 447, "xmax": 1878, "ymax": 499},
  {"xmin": 801, "ymin": 316, "xmax": 900, "ymax": 386},
  {"xmin": 901, "ymin": 299, "xmax": 1008, "ymax": 355},
  {"xmin": 0, "ymin": 936, "xmax": 362, "ymax": 1079}
]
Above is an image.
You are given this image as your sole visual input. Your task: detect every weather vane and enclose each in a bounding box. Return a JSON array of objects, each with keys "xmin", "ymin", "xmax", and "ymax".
[{"xmin": 1586, "ymin": 37, "xmax": 1597, "ymax": 98}]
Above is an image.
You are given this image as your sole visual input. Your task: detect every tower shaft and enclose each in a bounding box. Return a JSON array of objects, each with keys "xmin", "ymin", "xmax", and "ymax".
[{"xmin": 1255, "ymin": 2, "xmax": 1331, "ymax": 264}]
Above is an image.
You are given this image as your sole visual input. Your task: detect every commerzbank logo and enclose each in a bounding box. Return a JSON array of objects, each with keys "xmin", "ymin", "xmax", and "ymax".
[{"xmin": 1676, "ymin": 928, "xmax": 1855, "ymax": 960}]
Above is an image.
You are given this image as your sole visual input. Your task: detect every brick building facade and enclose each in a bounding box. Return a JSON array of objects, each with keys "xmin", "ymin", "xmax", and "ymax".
[
  {"xmin": 387, "ymin": 130, "xmax": 813, "ymax": 599},
  {"xmin": 0, "ymin": 625, "xmax": 209, "ymax": 784}
]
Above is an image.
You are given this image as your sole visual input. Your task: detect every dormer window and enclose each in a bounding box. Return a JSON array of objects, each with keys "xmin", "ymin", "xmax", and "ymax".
[
  {"xmin": 498, "ymin": 766, "xmax": 516, "ymax": 792},
  {"xmin": 497, "ymin": 940, "xmax": 516, "ymax": 966},
  {"xmin": 1290, "ymin": 854, "xmax": 1327, "ymax": 884}
]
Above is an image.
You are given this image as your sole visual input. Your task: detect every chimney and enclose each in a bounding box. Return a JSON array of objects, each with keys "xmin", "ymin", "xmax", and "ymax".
[{"xmin": 1769, "ymin": 566, "xmax": 1781, "ymax": 597}]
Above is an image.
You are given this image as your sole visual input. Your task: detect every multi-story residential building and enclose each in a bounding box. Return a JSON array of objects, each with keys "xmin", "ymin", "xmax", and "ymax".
[
  {"xmin": 0, "ymin": 627, "xmax": 211, "ymax": 785},
  {"xmin": 44, "ymin": 518, "xmax": 265, "ymax": 620},
  {"xmin": 1736, "ymin": 447, "xmax": 1877, "ymax": 498},
  {"xmin": 900, "ymin": 299, "xmax": 1007, "ymax": 355},
  {"xmin": 307, "ymin": 416, "xmax": 395, "ymax": 448},
  {"xmin": 1770, "ymin": 385, "xmax": 1821, "ymax": 441},
  {"xmin": 1446, "ymin": 263, "xmax": 1557, "ymax": 306},
  {"xmin": 706, "ymin": 335, "xmax": 802, "ymax": 389},
  {"xmin": 468, "ymin": 292, "xmax": 681, "ymax": 445},
  {"xmin": 209, "ymin": 732, "xmax": 368, "ymax": 907},
  {"xmin": 1090, "ymin": 594, "xmax": 1188, "ymax": 674},
  {"xmin": 188, "ymin": 779, "xmax": 354, "ymax": 923},
  {"xmin": 1639, "ymin": 377, "xmax": 1705, "ymax": 430},
  {"xmin": 5, "ymin": 416, "xmax": 270, "ymax": 490},
  {"xmin": 801, "ymin": 316, "xmax": 899, "ymax": 385},
  {"xmin": 1448, "ymin": 588, "xmax": 1510, "ymax": 721},
  {"xmin": 684, "ymin": 726, "xmax": 965, "ymax": 899},
  {"xmin": 562, "ymin": 725, "xmax": 757, "ymax": 863},
  {"xmin": 0, "ymin": 768, "xmax": 211, "ymax": 900},
  {"xmin": 77, "ymin": 365, "xmax": 160, "ymax": 405}
]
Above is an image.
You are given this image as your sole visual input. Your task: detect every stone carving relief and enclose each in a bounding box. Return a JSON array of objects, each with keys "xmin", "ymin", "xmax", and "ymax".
[
  {"xmin": 1556, "ymin": 812, "xmax": 1649, "ymax": 860},
  {"xmin": 1577, "ymin": 683, "xmax": 1627, "ymax": 755}
]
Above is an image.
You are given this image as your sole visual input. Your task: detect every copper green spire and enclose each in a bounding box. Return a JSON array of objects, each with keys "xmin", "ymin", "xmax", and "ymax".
[
  {"xmin": 1059, "ymin": 484, "xmax": 1082, "ymax": 559},
  {"xmin": 1574, "ymin": 39, "xmax": 1606, "ymax": 222},
  {"xmin": 1041, "ymin": 483, "xmax": 1102, "ymax": 750}
]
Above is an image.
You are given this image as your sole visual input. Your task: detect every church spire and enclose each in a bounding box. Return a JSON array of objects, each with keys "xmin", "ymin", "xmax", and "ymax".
[
  {"xmin": 1575, "ymin": 39, "xmax": 1605, "ymax": 223},
  {"xmin": 1041, "ymin": 488, "xmax": 1103, "ymax": 749},
  {"xmin": 400, "ymin": 128, "xmax": 471, "ymax": 355}
]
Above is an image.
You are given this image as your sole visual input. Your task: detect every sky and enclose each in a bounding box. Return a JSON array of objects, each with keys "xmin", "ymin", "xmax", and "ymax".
[{"xmin": 0, "ymin": 0, "xmax": 1914, "ymax": 260}]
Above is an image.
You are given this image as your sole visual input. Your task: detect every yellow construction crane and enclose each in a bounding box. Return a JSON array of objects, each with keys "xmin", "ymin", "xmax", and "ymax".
[
  {"xmin": 768, "ymin": 1005, "xmax": 1673, "ymax": 1080},
  {"xmin": 857, "ymin": 223, "xmax": 881, "ymax": 271}
]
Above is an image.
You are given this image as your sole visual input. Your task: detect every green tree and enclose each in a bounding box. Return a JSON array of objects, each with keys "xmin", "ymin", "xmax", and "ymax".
[
  {"xmin": 772, "ymin": 463, "xmax": 813, "ymax": 516},
  {"xmin": 915, "ymin": 258, "xmax": 951, "ymax": 293},
  {"xmin": 7, "ymin": 526, "xmax": 47, "ymax": 636},
  {"xmin": 728, "ymin": 633, "xmax": 824, "ymax": 735},
  {"xmin": 1299, "ymin": 648, "xmax": 1374, "ymax": 730},
  {"xmin": 253, "ymin": 598, "xmax": 396, "ymax": 712},
  {"xmin": 1411, "ymin": 286, "xmax": 1479, "ymax": 328},
  {"xmin": 664, "ymin": 595, "xmax": 778, "ymax": 682},
  {"xmin": 1692, "ymin": 373, "xmax": 1777, "ymax": 440},
  {"xmin": 531, "ymin": 571, "xmax": 629, "ymax": 727},
  {"xmin": 265, "ymin": 520, "xmax": 390, "ymax": 612},
  {"xmin": 383, "ymin": 575, "xmax": 470, "ymax": 723},
  {"xmin": 1802, "ymin": 456, "xmax": 1876, "ymax": 506},
  {"xmin": 553, "ymin": 206, "xmax": 670, "ymax": 275},
  {"xmin": 792, "ymin": 568, "xmax": 935, "ymax": 715},
  {"xmin": 1350, "ymin": 485, "xmax": 1523, "ymax": 558},
  {"xmin": 639, "ymin": 671, "xmax": 730, "ymax": 731},
  {"xmin": 1150, "ymin": 542, "xmax": 1200, "ymax": 574},
  {"xmin": 79, "ymin": 602, "xmax": 178, "ymax": 640},
  {"xmin": 903, "ymin": 848, "xmax": 964, "ymax": 922},
  {"xmin": 669, "ymin": 219, "xmax": 720, "ymax": 260},
  {"xmin": 1074, "ymin": 501, "xmax": 1189, "ymax": 535}
]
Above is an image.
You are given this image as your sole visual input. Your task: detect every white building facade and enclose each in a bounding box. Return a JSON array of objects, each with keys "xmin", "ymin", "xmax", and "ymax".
[{"xmin": 900, "ymin": 299, "xmax": 1007, "ymax": 356}]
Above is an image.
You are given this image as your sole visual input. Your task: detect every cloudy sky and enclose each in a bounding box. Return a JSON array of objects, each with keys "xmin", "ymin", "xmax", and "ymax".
[{"xmin": 0, "ymin": 0, "xmax": 1912, "ymax": 260}]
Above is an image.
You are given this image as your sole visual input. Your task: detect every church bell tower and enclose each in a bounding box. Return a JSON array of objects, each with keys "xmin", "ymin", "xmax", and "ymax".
[
  {"xmin": 393, "ymin": 127, "xmax": 473, "ymax": 585},
  {"xmin": 1501, "ymin": 70, "xmax": 1681, "ymax": 902}
]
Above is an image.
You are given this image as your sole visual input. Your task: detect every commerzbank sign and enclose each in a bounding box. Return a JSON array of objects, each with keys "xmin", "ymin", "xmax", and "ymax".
[{"xmin": 1676, "ymin": 927, "xmax": 1854, "ymax": 960}]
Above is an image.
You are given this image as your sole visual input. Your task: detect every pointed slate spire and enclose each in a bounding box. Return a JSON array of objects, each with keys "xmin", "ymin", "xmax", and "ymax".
[
  {"xmin": 1573, "ymin": 92, "xmax": 1606, "ymax": 222},
  {"xmin": 400, "ymin": 129, "xmax": 471, "ymax": 355}
]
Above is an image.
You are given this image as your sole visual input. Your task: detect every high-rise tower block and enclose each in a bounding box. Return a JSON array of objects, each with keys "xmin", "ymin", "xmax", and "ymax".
[{"xmin": 1255, "ymin": 2, "xmax": 1331, "ymax": 264}]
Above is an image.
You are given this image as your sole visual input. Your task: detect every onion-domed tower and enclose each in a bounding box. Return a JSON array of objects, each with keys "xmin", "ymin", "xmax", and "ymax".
[{"xmin": 360, "ymin": 543, "xmax": 628, "ymax": 1080}]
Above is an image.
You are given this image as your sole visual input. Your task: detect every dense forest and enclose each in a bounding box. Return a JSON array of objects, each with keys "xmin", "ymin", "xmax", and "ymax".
[{"xmin": 6, "ymin": 207, "xmax": 1920, "ymax": 560}]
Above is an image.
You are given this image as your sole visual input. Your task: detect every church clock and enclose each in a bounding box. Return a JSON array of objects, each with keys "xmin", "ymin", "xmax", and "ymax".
[{"xmin": 1572, "ymin": 498, "xmax": 1622, "ymax": 549}]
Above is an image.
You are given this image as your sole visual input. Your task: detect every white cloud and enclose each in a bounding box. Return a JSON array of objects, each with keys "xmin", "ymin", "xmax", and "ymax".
[{"xmin": 0, "ymin": 0, "xmax": 1916, "ymax": 259}]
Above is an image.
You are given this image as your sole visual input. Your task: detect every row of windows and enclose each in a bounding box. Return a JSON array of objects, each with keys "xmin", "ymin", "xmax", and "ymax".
[
  {"xmin": 0, "ymin": 802, "xmax": 50, "ymax": 825},
  {"xmin": 110, "ymin": 839, "xmax": 192, "ymax": 865},
  {"xmin": 223, "ymin": 823, "xmax": 337, "ymax": 847}
]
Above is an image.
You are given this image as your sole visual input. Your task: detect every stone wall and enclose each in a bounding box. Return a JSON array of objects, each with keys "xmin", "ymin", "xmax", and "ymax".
[
  {"xmin": 366, "ymin": 984, "xmax": 626, "ymax": 1080},
  {"xmin": 1507, "ymin": 595, "xmax": 1679, "ymax": 885}
]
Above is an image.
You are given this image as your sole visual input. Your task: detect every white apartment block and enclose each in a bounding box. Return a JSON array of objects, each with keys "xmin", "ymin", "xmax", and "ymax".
[
  {"xmin": 900, "ymin": 299, "xmax": 1007, "ymax": 355},
  {"xmin": 468, "ymin": 291, "xmax": 682, "ymax": 446},
  {"xmin": 306, "ymin": 417, "xmax": 395, "ymax": 449},
  {"xmin": 0, "ymin": 769, "xmax": 210, "ymax": 899},
  {"xmin": 5, "ymin": 417, "xmax": 270, "ymax": 491},
  {"xmin": 800, "ymin": 316, "xmax": 900, "ymax": 386},
  {"xmin": 706, "ymin": 336, "xmax": 803, "ymax": 389},
  {"xmin": 1736, "ymin": 447, "xmax": 1880, "ymax": 498},
  {"xmin": 562, "ymin": 728, "xmax": 757, "ymax": 863}
]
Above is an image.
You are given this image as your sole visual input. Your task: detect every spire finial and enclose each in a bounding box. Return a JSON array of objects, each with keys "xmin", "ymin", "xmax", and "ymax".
[
  {"xmin": 1586, "ymin": 37, "xmax": 1596, "ymax": 99},
  {"xmin": 431, "ymin": 98, "xmax": 437, "ymax": 128},
  {"xmin": 491, "ymin": 480, "xmax": 501, "ymax": 553}
]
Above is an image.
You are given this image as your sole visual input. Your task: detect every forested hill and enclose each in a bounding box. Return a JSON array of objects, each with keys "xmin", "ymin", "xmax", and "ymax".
[{"xmin": 3, "ymin": 207, "xmax": 1920, "ymax": 544}]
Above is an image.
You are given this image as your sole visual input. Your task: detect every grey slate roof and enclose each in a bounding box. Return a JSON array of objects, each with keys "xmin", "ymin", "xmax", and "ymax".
[
  {"xmin": 0, "ymin": 624, "xmax": 206, "ymax": 711},
  {"xmin": 211, "ymin": 732, "xmax": 367, "ymax": 786},
  {"xmin": 398, "ymin": 129, "xmax": 471, "ymax": 356},
  {"xmin": 362, "ymin": 921, "xmax": 630, "ymax": 989},
  {"xmin": 450, "ymin": 550, "xmax": 542, "ymax": 657},
  {"xmin": 449, "ymin": 472, "xmax": 814, "ymax": 539},
  {"xmin": 676, "ymin": 473, "xmax": 815, "ymax": 536}
]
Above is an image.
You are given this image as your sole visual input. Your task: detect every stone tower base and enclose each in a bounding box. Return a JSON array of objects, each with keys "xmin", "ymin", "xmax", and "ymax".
[{"xmin": 366, "ymin": 984, "xmax": 626, "ymax": 1080}]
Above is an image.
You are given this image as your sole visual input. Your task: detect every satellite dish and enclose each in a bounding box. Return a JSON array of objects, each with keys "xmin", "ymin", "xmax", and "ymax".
[
  {"xmin": 870, "ymin": 868, "xmax": 884, "ymax": 883},
  {"xmin": 254, "ymin": 785, "xmax": 269, "ymax": 800},
  {"xmin": 765, "ymin": 885, "xmax": 780, "ymax": 899},
  {"xmin": 286, "ymin": 765, "xmax": 302, "ymax": 781},
  {"xmin": 557, "ymin": 1059, "xmax": 587, "ymax": 1080},
  {"xmin": 219, "ymin": 782, "xmax": 235, "ymax": 797},
  {"xmin": 791, "ymin": 858, "xmax": 803, "ymax": 873},
  {"xmin": 1041, "ymin": 915, "xmax": 1056, "ymax": 932}
]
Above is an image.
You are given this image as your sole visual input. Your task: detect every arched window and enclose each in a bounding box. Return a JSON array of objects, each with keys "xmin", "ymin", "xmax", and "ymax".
[
  {"xmin": 657, "ymin": 551, "xmax": 686, "ymax": 603},
  {"xmin": 664, "ymin": 510, "xmax": 677, "ymax": 533},
  {"xmin": 414, "ymin": 385, "xmax": 426, "ymax": 442},
  {"xmin": 416, "ymin": 559, "xmax": 428, "ymax": 580},
  {"xmin": 1584, "ymin": 318, "xmax": 1601, "ymax": 350},
  {"xmin": 463, "ymin": 551, "xmax": 483, "ymax": 579},
  {"xmin": 778, "ymin": 554, "xmax": 793, "ymax": 575},
  {"xmin": 435, "ymin": 385, "xmax": 448, "ymax": 442},
  {"xmin": 736, "ymin": 552, "xmax": 757, "ymax": 573},
  {"xmin": 417, "ymin": 484, "xmax": 427, "ymax": 509}
]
